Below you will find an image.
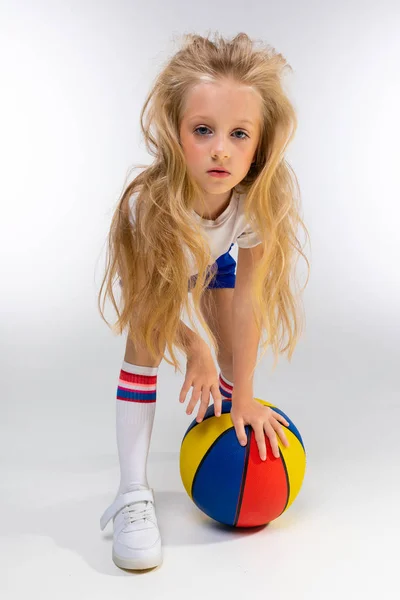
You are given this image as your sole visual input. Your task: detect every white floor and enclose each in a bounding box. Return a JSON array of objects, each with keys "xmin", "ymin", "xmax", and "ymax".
[{"xmin": 2, "ymin": 424, "xmax": 399, "ymax": 600}]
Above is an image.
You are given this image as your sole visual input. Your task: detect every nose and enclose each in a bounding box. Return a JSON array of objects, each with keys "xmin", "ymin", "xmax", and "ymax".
[
  {"xmin": 211, "ymin": 147, "xmax": 230, "ymax": 161},
  {"xmin": 211, "ymin": 134, "xmax": 231, "ymax": 160}
]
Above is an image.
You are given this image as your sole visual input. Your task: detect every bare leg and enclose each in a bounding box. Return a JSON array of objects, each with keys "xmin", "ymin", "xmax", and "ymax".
[{"xmin": 124, "ymin": 332, "xmax": 164, "ymax": 367}]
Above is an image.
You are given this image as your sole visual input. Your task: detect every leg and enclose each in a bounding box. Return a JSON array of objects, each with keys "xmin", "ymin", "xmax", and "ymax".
[
  {"xmin": 124, "ymin": 325, "xmax": 165, "ymax": 367},
  {"xmin": 116, "ymin": 322, "xmax": 165, "ymax": 496}
]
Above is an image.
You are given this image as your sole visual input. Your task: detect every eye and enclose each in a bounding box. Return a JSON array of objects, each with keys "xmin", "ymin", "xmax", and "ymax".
[{"xmin": 193, "ymin": 126, "xmax": 249, "ymax": 140}]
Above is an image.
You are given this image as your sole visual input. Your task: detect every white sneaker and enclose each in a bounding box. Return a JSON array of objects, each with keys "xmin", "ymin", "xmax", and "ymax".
[{"xmin": 100, "ymin": 487, "xmax": 162, "ymax": 570}]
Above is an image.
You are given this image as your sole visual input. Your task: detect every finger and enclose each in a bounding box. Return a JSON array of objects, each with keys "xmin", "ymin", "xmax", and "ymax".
[
  {"xmin": 211, "ymin": 383, "xmax": 223, "ymax": 417},
  {"xmin": 270, "ymin": 416, "xmax": 290, "ymax": 448},
  {"xmin": 196, "ymin": 388, "xmax": 211, "ymax": 422},
  {"xmin": 274, "ymin": 423, "xmax": 290, "ymax": 447},
  {"xmin": 179, "ymin": 381, "xmax": 191, "ymax": 404},
  {"xmin": 186, "ymin": 386, "xmax": 201, "ymax": 415},
  {"xmin": 272, "ymin": 411, "xmax": 290, "ymax": 427},
  {"xmin": 196, "ymin": 392, "xmax": 210, "ymax": 423},
  {"xmin": 254, "ymin": 425, "xmax": 267, "ymax": 461},
  {"xmin": 234, "ymin": 419, "xmax": 247, "ymax": 447},
  {"xmin": 264, "ymin": 422, "xmax": 280, "ymax": 458}
]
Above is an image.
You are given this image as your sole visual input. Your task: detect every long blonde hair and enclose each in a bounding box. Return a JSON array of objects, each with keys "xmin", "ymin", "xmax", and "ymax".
[{"xmin": 97, "ymin": 31, "xmax": 311, "ymax": 376}]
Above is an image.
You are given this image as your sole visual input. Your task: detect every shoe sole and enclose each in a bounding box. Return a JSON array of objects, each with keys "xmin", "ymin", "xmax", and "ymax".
[{"xmin": 112, "ymin": 546, "xmax": 163, "ymax": 571}]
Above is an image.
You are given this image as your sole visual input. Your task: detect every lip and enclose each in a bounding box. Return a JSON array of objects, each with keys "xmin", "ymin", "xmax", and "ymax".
[
  {"xmin": 207, "ymin": 169, "xmax": 230, "ymax": 174},
  {"xmin": 207, "ymin": 171, "xmax": 230, "ymax": 178}
]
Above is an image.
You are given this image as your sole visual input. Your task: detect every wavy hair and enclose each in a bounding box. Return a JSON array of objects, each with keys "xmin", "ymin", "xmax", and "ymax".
[{"xmin": 97, "ymin": 31, "xmax": 311, "ymax": 376}]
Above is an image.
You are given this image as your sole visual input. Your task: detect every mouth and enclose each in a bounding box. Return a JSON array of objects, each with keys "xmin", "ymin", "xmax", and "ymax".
[{"xmin": 207, "ymin": 169, "xmax": 230, "ymax": 174}]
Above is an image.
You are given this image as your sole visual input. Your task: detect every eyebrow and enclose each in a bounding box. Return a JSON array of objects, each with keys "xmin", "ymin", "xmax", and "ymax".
[{"xmin": 188, "ymin": 115, "xmax": 255, "ymax": 127}]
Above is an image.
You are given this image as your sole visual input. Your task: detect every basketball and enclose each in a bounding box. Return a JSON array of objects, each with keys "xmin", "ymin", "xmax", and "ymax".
[{"xmin": 179, "ymin": 397, "xmax": 306, "ymax": 527}]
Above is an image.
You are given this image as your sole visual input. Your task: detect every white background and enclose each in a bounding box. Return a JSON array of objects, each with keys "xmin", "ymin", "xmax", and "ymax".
[{"xmin": 1, "ymin": 0, "xmax": 399, "ymax": 597}]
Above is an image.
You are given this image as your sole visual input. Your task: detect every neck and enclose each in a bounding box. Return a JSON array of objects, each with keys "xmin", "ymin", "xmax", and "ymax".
[{"xmin": 193, "ymin": 188, "xmax": 234, "ymax": 220}]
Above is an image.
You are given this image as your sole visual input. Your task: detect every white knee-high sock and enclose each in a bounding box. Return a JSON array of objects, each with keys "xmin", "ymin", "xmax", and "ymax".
[{"xmin": 115, "ymin": 360, "xmax": 158, "ymax": 495}]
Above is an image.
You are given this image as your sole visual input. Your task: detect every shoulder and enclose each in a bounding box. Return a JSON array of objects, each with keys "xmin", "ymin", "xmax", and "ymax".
[{"xmin": 234, "ymin": 190, "xmax": 263, "ymax": 248}]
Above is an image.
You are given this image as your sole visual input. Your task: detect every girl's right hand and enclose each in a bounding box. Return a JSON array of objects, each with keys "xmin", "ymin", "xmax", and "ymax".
[{"xmin": 179, "ymin": 339, "xmax": 223, "ymax": 423}]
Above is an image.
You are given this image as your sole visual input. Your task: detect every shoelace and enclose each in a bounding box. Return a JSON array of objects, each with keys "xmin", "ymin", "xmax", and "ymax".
[{"xmin": 123, "ymin": 501, "xmax": 154, "ymax": 525}]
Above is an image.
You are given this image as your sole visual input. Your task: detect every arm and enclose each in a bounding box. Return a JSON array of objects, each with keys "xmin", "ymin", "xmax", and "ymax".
[
  {"xmin": 176, "ymin": 319, "xmax": 202, "ymax": 354},
  {"xmin": 230, "ymin": 244, "xmax": 291, "ymax": 460},
  {"xmin": 232, "ymin": 244, "xmax": 264, "ymax": 400}
]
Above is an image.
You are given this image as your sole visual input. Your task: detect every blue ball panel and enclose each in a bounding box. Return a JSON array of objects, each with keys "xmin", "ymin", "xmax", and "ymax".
[{"xmin": 192, "ymin": 426, "xmax": 249, "ymax": 526}]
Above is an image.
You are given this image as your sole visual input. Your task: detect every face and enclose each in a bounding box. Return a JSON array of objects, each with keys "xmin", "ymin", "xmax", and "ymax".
[{"xmin": 179, "ymin": 79, "xmax": 262, "ymax": 203}]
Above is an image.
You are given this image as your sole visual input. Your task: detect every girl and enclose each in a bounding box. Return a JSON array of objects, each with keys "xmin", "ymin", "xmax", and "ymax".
[{"xmin": 98, "ymin": 32, "xmax": 310, "ymax": 571}]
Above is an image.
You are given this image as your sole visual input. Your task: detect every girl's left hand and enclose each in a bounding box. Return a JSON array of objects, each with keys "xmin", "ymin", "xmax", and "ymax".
[{"xmin": 230, "ymin": 395, "xmax": 290, "ymax": 461}]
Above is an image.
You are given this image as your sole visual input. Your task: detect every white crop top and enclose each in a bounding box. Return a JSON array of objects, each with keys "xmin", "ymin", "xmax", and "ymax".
[{"xmin": 128, "ymin": 187, "xmax": 262, "ymax": 278}]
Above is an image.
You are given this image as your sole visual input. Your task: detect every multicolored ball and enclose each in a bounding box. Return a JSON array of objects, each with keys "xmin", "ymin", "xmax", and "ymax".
[{"xmin": 180, "ymin": 397, "xmax": 306, "ymax": 527}]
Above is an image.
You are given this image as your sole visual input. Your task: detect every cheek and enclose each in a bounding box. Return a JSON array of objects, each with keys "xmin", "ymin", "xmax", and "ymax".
[{"xmin": 183, "ymin": 140, "xmax": 204, "ymax": 165}]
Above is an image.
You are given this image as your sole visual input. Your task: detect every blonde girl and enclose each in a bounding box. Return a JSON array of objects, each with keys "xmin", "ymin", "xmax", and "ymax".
[{"xmin": 98, "ymin": 31, "xmax": 310, "ymax": 571}]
